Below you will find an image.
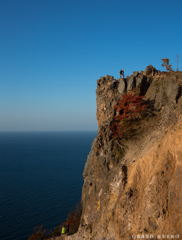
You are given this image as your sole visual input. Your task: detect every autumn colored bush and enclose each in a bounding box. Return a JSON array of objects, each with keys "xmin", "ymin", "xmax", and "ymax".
[
  {"xmin": 28, "ymin": 225, "xmax": 48, "ymax": 240},
  {"xmin": 110, "ymin": 94, "xmax": 149, "ymax": 139},
  {"xmin": 66, "ymin": 202, "xmax": 82, "ymax": 234},
  {"xmin": 161, "ymin": 58, "xmax": 173, "ymax": 72},
  {"xmin": 28, "ymin": 201, "xmax": 82, "ymax": 239},
  {"xmin": 53, "ymin": 226, "xmax": 62, "ymax": 237}
]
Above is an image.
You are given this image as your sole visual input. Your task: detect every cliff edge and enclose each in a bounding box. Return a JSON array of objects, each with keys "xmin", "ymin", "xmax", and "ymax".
[{"xmin": 62, "ymin": 67, "xmax": 182, "ymax": 240}]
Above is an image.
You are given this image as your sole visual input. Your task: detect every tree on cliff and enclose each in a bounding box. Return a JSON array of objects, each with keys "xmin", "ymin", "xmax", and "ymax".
[{"xmin": 161, "ymin": 58, "xmax": 173, "ymax": 72}]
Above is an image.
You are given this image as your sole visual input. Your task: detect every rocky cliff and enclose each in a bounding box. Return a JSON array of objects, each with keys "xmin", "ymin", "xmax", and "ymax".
[{"xmin": 63, "ymin": 66, "xmax": 182, "ymax": 240}]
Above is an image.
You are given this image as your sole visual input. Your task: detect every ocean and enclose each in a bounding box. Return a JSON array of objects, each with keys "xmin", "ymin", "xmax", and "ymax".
[{"xmin": 0, "ymin": 131, "xmax": 97, "ymax": 240}]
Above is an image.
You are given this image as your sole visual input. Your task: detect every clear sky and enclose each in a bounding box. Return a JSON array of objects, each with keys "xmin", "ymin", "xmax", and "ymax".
[{"xmin": 0, "ymin": 0, "xmax": 182, "ymax": 131}]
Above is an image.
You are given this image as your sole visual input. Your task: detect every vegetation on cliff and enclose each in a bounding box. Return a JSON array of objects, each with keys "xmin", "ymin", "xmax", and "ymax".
[
  {"xmin": 110, "ymin": 94, "xmax": 149, "ymax": 139},
  {"xmin": 161, "ymin": 58, "xmax": 174, "ymax": 72},
  {"xmin": 28, "ymin": 202, "xmax": 82, "ymax": 239}
]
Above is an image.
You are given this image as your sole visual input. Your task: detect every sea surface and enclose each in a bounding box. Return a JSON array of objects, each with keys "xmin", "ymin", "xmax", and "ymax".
[{"xmin": 0, "ymin": 131, "xmax": 97, "ymax": 240}]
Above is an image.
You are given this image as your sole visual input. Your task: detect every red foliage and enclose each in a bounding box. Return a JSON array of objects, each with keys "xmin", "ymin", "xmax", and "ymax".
[
  {"xmin": 28, "ymin": 225, "xmax": 47, "ymax": 240},
  {"xmin": 66, "ymin": 202, "xmax": 82, "ymax": 234},
  {"xmin": 111, "ymin": 94, "xmax": 148, "ymax": 138}
]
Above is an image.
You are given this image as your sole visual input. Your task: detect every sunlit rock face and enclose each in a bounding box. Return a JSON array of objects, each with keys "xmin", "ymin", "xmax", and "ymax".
[{"xmin": 65, "ymin": 68, "xmax": 182, "ymax": 240}]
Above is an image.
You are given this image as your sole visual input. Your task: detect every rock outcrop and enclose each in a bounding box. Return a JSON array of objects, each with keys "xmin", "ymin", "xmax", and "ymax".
[{"xmin": 61, "ymin": 67, "xmax": 182, "ymax": 240}]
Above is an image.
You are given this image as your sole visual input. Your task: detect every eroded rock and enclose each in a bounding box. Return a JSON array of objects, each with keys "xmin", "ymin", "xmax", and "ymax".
[{"xmin": 62, "ymin": 69, "xmax": 182, "ymax": 240}]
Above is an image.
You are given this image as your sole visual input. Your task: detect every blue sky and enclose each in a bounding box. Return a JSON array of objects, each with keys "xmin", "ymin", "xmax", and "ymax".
[{"xmin": 0, "ymin": 0, "xmax": 182, "ymax": 131}]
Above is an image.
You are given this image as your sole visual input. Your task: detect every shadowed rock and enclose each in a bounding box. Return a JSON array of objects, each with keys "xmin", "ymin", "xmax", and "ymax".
[
  {"xmin": 118, "ymin": 78, "xmax": 126, "ymax": 94},
  {"xmin": 127, "ymin": 76, "xmax": 136, "ymax": 91},
  {"xmin": 133, "ymin": 71, "xmax": 139, "ymax": 77}
]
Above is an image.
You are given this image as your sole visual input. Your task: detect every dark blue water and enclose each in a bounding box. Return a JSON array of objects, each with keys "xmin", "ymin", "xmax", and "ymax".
[{"xmin": 0, "ymin": 131, "xmax": 96, "ymax": 240}]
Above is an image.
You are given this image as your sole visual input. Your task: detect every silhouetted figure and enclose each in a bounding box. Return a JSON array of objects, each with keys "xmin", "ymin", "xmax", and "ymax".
[
  {"xmin": 120, "ymin": 69, "xmax": 124, "ymax": 78},
  {"xmin": 66, "ymin": 222, "xmax": 69, "ymax": 234}
]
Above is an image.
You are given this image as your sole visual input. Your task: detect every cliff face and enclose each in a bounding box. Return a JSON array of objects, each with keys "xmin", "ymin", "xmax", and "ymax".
[{"xmin": 67, "ymin": 67, "xmax": 182, "ymax": 240}]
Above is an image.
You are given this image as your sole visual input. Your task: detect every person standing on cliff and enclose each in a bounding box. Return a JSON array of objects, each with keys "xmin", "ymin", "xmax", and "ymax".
[
  {"xmin": 66, "ymin": 222, "xmax": 69, "ymax": 234},
  {"xmin": 120, "ymin": 69, "xmax": 124, "ymax": 78},
  {"xmin": 61, "ymin": 225, "xmax": 66, "ymax": 235}
]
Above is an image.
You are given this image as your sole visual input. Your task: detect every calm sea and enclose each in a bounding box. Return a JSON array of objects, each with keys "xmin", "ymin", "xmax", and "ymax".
[{"xmin": 0, "ymin": 131, "xmax": 97, "ymax": 240}]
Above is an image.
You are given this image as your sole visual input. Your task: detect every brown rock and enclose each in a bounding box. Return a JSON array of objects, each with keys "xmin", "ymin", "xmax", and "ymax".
[{"xmin": 62, "ymin": 69, "xmax": 182, "ymax": 240}]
